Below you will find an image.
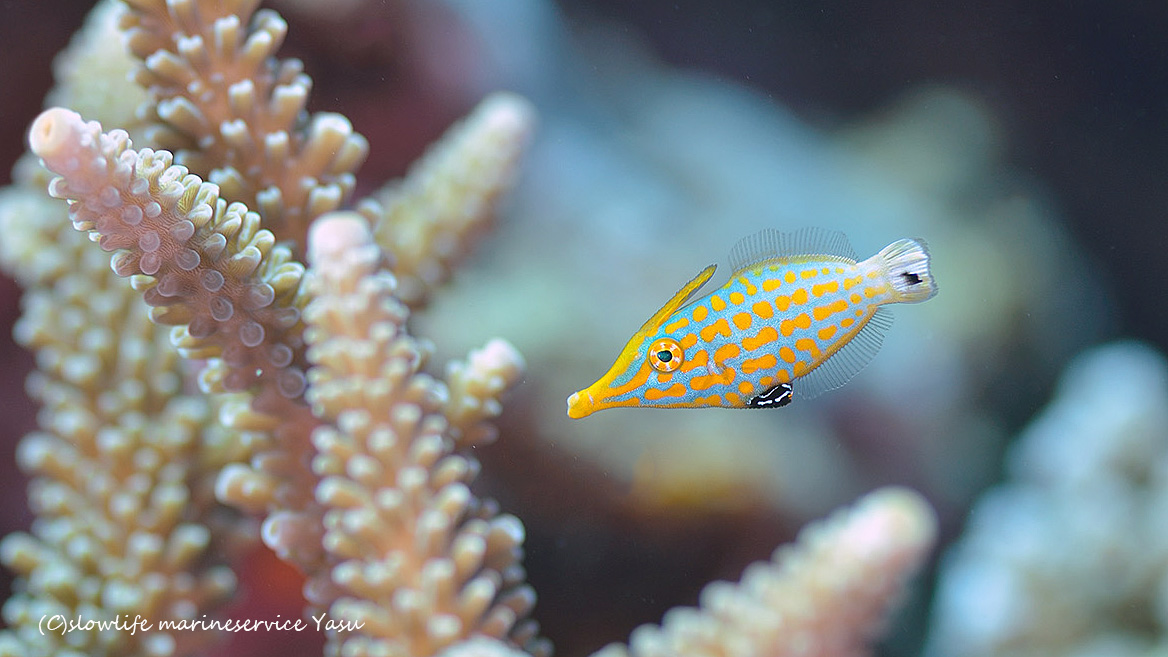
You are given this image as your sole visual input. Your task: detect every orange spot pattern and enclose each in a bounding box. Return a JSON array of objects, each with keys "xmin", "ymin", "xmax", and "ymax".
[
  {"xmin": 615, "ymin": 257, "xmax": 893, "ymax": 408},
  {"xmin": 795, "ymin": 338, "xmax": 822, "ymax": 359},
  {"xmin": 700, "ymin": 318, "xmax": 732, "ymax": 342},
  {"xmin": 812, "ymin": 280, "xmax": 840, "ymax": 297},
  {"xmin": 645, "ymin": 383, "xmax": 687, "ymax": 400},
  {"xmin": 604, "ymin": 361, "xmax": 651, "ymax": 398},
  {"xmin": 813, "ymin": 299, "xmax": 849, "ymax": 321},
  {"xmin": 779, "ymin": 313, "xmax": 812, "ymax": 337},
  {"xmin": 680, "ymin": 349, "xmax": 709, "ymax": 373},
  {"xmin": 743, "ymin": 326, "xmax": 779, "ymax": 351},
  {"xmin": 690, "ymin": 367, "xmax": 736, "ymax": 391},
  {"xmin": 741, "ymin": 353, "xmax": 777, "ymax": 374},
  {"xmin": 713, "ymin": 343, "xmax": 741, "ymax": 364}
]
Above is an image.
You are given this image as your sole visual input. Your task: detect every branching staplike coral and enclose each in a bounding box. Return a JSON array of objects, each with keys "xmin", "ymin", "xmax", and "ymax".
[
  {"xmin": 596, "ymin": 486, "xmax": 937, "ymax": 657},
  {"xmin": 0, "ymin": 2, "xmax": 937, "ymax": 656}
]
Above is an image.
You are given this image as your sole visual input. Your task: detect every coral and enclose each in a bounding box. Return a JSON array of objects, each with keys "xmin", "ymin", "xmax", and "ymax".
[
  {"xmin": 1, "ymin": 0, "xmax": 539, "ymax": 655},
  {"xmin": 302, "ymin": 214, "xmax": 540, "ymax": 655},
  {"xmin": 0, "ymin": 175, "xmax": 236, "ymax": 656},
  {"xmin": 44, "ymin": 0, "xmax": 151, "ymax": 138},
  {"xmin": 0, "ymin": 2, "xmax": 938, "ymax": 657},
  {"xmin": 924, "ymin": 341, "xmax": 1168, "ymax": 657},
  {"xmin": 0, "ymin": 5, "xmax": 240, "ymax": 655},
  {"xmin": 119, "ymin": 0, "xmax": 369, "ymax": 248},
  {"xmin": 357, "ymin": 93, "xmax": 535, "ymax": 307},
  {"xmin": 594, "ymin": 487, "xmax": 937, "ymax": 657},
  {"xmin": 29, "ymin": 105, "xmax": 326, "ymax": 576}
]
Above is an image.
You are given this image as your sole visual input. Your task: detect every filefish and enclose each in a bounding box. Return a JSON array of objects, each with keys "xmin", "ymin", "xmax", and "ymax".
[{"xmin": 566, "ymin": 228, "xmax": 937, "ymax": 418}]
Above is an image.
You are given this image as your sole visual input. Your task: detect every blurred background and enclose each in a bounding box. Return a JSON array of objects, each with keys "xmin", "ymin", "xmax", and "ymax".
[{"xmin": 1, "ymin": 1, "xmax": 1166, "ymax": 656}]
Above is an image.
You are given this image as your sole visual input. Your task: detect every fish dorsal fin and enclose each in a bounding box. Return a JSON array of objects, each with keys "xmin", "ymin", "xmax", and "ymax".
[
  {"xmin": 795, "ymin": 307, "xmax": 893, "ymax": 400},
  {"xmin": 729, "ymin": 227, "xmax": 858, "ymax": 274},
  {"xmin": 639, "ymin": 264, "xmax": 716, "ymax": 333}
]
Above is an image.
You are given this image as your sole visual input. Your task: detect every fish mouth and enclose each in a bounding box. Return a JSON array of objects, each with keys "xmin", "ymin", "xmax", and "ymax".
[{"xmin": 566, "ymin": 390, "xmax": 596, "ymax": 419}]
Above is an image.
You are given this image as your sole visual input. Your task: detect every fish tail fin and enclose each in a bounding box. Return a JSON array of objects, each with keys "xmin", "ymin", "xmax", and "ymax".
[{"xmin": 877, "ymin": 238, "xmax": 938, "ymax": 303}]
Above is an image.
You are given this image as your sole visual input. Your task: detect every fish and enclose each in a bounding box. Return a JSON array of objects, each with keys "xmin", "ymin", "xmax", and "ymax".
[{"xmin": 566, "ymin": 227, "xmax": 938, "ymax": 418}]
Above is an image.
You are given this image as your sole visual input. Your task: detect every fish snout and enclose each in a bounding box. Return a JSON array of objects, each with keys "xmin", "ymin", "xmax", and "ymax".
[{"xmin": 566, "ymin": 390, "xmax": 596, "ymax": 419}]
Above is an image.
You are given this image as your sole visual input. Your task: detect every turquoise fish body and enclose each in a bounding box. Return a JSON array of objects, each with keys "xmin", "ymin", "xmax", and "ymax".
[{"xmin": 567, "ymin": 228, "xmax": 938, "ymax": 418}]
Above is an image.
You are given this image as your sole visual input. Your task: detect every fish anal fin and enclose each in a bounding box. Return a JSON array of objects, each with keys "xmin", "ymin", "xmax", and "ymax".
[{"xmin": 795, "ymin": 307, "xmax": 893, "ymax": 400}]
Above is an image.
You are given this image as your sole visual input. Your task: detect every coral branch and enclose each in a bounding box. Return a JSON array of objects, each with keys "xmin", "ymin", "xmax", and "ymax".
[
  {"xmin": 359, "ymin": 92, "xmax": 536, "ymax": 307},
  {"xmin": 594, "ymin": 487, "xmax": 937, "ymax": 657},
  {"xmin": 0, "ymin": 147, "xmax": 236, "ymax": 657},
  {"xmin": 443, "ymin": 339, "xmax": 527, "ymax": 450},
  {"xmin": 46, "ymin": 0, "xmax": 151, "ymax": 139},
  {"xmin": 302, "ymin": 213, "xmax": 546, "ymax": 657},
  {"xmin": 28, "ymin": 107, "xmax": 329, "ymax": 570},
  {"xmin": 925, "ymin": 342, "xmax": 1168, "ymax": 657},
  {"xmin": 6, "ymin": 3, "xmax": 547, "ymax": 656},
  {"xmin": 119, "ymin": 0, "xmax": 369, "ymax": 244},
  {"xmin": 30, "ymin": 107, "xmax": 309, "ymax": 400}
]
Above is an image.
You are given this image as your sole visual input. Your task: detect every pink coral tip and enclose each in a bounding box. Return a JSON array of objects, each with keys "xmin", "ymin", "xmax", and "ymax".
[
  {"xmin": 307, "ymin": 211, "xmax": 372, "ymax": 264},
  {"xmin": 29, "ymin": 107, "xmax": 85, "ymax": 162}
]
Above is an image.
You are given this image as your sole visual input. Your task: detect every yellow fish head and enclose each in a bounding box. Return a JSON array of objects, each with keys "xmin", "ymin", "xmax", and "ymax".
[{"xmin": 567, "ymin": 264, "xmax": 715, "ymax": 419}]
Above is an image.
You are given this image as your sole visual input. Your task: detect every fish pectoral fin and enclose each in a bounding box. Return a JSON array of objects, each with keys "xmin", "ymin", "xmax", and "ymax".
[{"xmin": 748, "ymin": 383, "xmax": 794, "ymax": 408}]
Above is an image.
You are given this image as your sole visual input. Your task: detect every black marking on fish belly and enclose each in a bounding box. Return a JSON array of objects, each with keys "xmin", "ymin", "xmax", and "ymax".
[{"xmin": 749, "ymin": 383, "xmax": 794, "ymax": 408}]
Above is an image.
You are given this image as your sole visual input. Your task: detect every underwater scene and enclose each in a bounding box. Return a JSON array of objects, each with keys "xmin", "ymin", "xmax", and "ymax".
[{"xmin": 0, "ymin": 1, "xmax": 1164, "ymax": 656}]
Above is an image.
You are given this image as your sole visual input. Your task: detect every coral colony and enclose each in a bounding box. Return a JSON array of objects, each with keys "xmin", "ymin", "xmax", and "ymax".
[{"xmin": 0, "ymin": 2, "xmax": 936, "ymax": 656}]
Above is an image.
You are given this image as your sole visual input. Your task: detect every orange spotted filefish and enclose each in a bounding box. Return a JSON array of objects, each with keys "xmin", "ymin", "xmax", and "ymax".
[{"xmin": 566, "ymin": 228, "xmax": 938, "ymax": 418}]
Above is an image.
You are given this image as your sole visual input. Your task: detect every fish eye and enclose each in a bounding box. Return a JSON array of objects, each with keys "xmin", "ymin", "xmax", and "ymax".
[{"xmin": 648, "ymin": 338, "xmax": 683, "ymax": 372}]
